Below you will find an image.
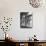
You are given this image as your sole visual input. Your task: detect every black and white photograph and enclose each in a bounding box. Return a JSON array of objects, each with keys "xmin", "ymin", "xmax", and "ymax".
[{"xmin": 20, "ymin": 12, "xmax": 33, "ymax": 28}]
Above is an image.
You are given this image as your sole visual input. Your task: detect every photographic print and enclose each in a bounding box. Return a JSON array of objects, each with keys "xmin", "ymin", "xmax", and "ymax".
[{"xmin": 20, "ymin": 12, "xmax": 33, "ymax": 28}]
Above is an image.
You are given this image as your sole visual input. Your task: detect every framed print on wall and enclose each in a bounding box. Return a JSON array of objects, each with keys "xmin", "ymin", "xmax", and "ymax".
[{"xmin": 20, "ymin": 12, "xmax": 33, "ymax": 28}]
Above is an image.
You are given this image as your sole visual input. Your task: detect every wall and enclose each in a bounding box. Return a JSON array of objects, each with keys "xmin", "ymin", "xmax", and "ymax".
[{"xmin": 0, "ymin": 0, "xmax": 46, "ymax": 40}]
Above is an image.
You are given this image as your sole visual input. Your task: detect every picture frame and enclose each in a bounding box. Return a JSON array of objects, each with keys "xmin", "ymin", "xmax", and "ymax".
[{"xmin": 20, "ymin": 12, "xmax": 33, "ymax": 28}]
